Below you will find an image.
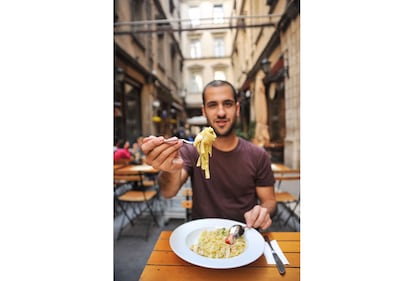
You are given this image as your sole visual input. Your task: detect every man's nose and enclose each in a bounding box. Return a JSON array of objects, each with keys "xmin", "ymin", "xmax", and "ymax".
[{"xmin": 217, "ymin": 104, "xmax": 226, "ymax": 116}]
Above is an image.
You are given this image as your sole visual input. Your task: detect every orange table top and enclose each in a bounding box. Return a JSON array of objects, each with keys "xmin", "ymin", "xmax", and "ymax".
[
  {"xmin": 271, "ymin": 163, "xmax": 295, "ymax": 172},
  {"xmin": 114, "ymin": 164, "xmax": 159, "ymax": 175},
  {"xmin": 139, "ymin": 231, "xmax": 300, "ymax": 281},
  {"xmin": 113, "ymin": 164, "xmax": 126, "ymax": 170}
]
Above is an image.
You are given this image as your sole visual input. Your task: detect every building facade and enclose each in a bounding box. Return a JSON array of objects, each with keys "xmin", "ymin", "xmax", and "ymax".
[
  {"xmin": 232, "ymin": 0, "xmax": 300, "ymax": 169},
  {"xmin": 114, "ymin": 0, "xmax": 185, "ymax": 145},
  {"xmin": 179, "ymin": 0, "xmax": 235, "ymax": 135},
  {"xmin": 113, "ymin": 0, "xmax": 300, "ymax": 169}
]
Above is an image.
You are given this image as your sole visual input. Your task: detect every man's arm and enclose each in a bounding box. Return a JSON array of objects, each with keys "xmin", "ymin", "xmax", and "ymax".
[
  {"xmin": 257, "ymin": 186, "xmax": 276, "ymax": 217},
  {"xmin": 244, "ymin": 186, "xmax": 276, "ymax": 230},
  {"xmin": 157, "ymin": 169, "xmax": 189, "ymax": 198}
]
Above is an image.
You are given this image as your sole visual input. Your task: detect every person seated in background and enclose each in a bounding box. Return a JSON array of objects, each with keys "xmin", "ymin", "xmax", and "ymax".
[
  {"xmin": 114, "ymin": 139, "xmax": 131, "ymax": 163},
  {"xmin": 130, "ymin": 136, "xmax": 145, "ymax": 164}
]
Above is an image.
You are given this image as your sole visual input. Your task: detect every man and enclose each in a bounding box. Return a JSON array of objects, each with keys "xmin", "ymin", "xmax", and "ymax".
[{"xmin": 141, "ymin": 80, "xmax": 276, "ymax": 230}]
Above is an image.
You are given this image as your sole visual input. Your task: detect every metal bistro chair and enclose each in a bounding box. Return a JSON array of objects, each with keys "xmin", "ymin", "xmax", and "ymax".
[
  {"xmin": 181, "ymin": 188, "xmax": 193, "ymax": 222},
  {"xmin": 114, "ymin": 173, "xmax": 159, "ymax": 240},
  {"xmin": 273, "ymin": 170, "xmax": 300, "ymax": 227}
]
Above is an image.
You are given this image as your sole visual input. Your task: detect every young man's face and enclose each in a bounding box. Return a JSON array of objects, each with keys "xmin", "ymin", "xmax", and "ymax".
[{"xmin": 202, "ymin": 84, "xmax": 240, "ymax": 137}]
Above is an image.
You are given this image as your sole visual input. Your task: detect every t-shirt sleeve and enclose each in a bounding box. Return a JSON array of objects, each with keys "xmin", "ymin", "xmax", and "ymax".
[{"xmin": 179, "ymin": 144, "xmax": 198, "ymax": 175}]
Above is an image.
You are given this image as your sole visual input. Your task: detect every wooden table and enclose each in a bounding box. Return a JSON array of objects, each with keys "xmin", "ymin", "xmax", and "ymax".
[
  {"xmin": 271, "ymin": 163, "xmax": 294, "ymax": 173},
  {"xmin": 114, "ymin": 164, "xmax": 160, "ymax": 191},
  {"xmin": 139, "ymin": 231, "xmax": 300, "ymax": 281},
  {"xmin": 113, "ymin": 164, "xmax": 126, "ymax": 170},
  {"xmin": 115, "ymin": 164, "xmax": 159, "ymax": 175}
]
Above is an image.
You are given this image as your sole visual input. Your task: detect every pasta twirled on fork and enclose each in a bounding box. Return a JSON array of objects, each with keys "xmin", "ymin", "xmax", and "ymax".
[{"xmin": 193, "ymin": 127, "xmax": 216, "ymax": 179}]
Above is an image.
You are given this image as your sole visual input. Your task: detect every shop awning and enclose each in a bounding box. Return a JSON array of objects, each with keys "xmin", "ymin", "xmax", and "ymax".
[
  {"xmin": 187, "ymin": 116, "xmax": 207, "ymax": 125},
  {"xmin": 172, "ymin": 101, "xmax": 184, "ymax": 111}
]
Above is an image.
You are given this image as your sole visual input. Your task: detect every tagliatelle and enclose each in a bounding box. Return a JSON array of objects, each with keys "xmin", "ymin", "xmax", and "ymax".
[
  {"xmin": 190, "ymin": 228, "xmax": 246, "ymax": 258},
  {"xmin": 193, "ymin": 127, "xmax": 216, "ymax": 179}
]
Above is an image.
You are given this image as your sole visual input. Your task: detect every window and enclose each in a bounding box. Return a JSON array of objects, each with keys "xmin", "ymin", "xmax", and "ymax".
[
  {"xmin": 214, "ymin": 37, "xmax": 225, "ymax": 57},
  {"xmin": 189, "ymin": 6, "xmax": 200, "ymax": 26},
  {"xmin": 131, "ymin": 0, "xmax": 146, "ymax": 48},
  {"xmin": 169, "ymin": 0, "xmax": 175, "ymax": 14},
  {"xmin": 190, "ymin": 72, "xmax": 203, "ymax": 93},
  {"xmin": 190, "ymin": 39, "xmax": 201, "ymax": 58},
  {"xmin": 214, "ymin": 70, "xmax": 226, "ymax": 81},
  {"xmin": 213, "ymin": 4, "xmax": 224, "ymax": 24},
  {"xmin": 157, "ymin": 33, "xmax": 165, "ymax": 66}
]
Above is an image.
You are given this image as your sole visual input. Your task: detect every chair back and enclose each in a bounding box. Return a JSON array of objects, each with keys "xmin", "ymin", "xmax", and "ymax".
[
  {"xmin": 181, "ymin": 188, "xmax": 193, "ymax": 221},
  {"xmin": 274, "ymin": 170, "xmax": 300, "ymax": 191}
]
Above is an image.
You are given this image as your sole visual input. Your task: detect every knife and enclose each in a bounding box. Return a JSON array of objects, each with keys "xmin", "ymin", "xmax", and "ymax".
[{"xmin": 264, "ymin": 235, "xmax": 286, "ymax": 275}]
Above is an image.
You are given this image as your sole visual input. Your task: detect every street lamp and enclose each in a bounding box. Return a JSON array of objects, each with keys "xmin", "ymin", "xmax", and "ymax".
[
  {"xmin": 261, "ymin": 58, "xmax": 271, "ymax": 75},
  {"xmin": 152, "ymin": 100, "xmax": 160, "ymax": 109},
  {"xmin": 180, "ymin": 88, "xmax": 187, "ymax": 98}
]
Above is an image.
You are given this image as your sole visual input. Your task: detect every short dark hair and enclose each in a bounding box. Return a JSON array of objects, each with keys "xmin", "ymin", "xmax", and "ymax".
[
  {"xmin": 202, "ymin": 80, "xmax": 237, "ymax": 105},
  {"xmin": 117, "ymin": 139, "xmax": 127, "ymax": 148}
]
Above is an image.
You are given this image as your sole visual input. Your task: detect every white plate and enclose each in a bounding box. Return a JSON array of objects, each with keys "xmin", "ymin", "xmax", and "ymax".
[{"xmin": 169, "ymin": 218, "xmax": 265, "ymax": 269}]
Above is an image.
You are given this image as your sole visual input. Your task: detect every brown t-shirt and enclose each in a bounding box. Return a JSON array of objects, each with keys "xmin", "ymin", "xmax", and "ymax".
[{"xmin": 180, "ymin": 137, "xmax": 275, "ymax": 223}]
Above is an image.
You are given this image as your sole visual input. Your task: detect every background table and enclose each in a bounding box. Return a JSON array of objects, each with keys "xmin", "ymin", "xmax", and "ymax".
[
  {"xmin": 271, "ymin": 163, "xmax": 294, "ymax": 173},
  {"xmin": 113, "ymin": 164, "xmax": 125, "ymax": 170},
  {"xmin": 139, "ymin": 231, "xmax": 300, "ymax": 281},
  {"xmin": 115, "ymin": 164, "xmax": 159, "ymax": 175},
  {"xmin": 114, "ymin": 164, "xmax": 159, "ymax": 190}
]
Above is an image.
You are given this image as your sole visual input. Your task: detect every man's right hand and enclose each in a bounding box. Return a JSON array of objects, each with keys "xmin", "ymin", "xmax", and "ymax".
[{"xmin": 141, "ymin": 136, "xmax": 184, "ymax": 173}]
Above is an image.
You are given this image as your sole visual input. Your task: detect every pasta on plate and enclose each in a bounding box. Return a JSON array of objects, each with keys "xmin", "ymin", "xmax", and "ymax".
[{"xmin": 190, "ymin": 228, "xmax": 246, "ymax": 258}]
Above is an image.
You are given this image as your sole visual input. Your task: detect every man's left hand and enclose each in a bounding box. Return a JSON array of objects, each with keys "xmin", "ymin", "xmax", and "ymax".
[{"xmin": 244, "ymin": 205, "xmax": 272, "ymax": 230}]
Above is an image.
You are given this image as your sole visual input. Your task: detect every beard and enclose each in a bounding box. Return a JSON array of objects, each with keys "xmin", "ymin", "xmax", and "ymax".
[{"xmin": 208, "ymin": 117, "xmax": 237, "ymax": 137}]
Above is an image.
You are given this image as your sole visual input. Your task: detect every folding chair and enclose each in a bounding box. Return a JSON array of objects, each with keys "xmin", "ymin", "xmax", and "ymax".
[
  {"xmin": 113, "ymin": 174, "xmax": 155, "ymax": 216},
  {"xmin": 273, "ymin": 170, "xmax": 300, "ymax": 227},
  {"xmin": 181, "ymin": 188, "xmax": 192, "ymax": 222},
  {"xmin": 114, "ymin": 174, "xmax": 160, "ymax": 240}
]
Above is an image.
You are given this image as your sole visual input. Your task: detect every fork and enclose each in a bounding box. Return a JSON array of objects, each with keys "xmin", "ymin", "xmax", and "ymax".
[{"xmin": 164, "ymin": 138, "xmax": 194, "ymax": 144}]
